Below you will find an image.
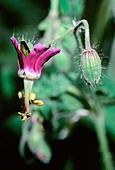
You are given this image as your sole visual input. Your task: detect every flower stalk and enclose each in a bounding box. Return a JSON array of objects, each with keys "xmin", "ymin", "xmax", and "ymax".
[
  {"xmin": 90, "ymin": 89, "xmax": 114, "ymax": 170},
  {"xmin": 81, "ymin": 19, "xmax": 91, "ymax": 50},
  {"xmin": 73, "ymin": 19, "xmax": 91, "ymax": 49},
  {"xmin": 94, "ymin": 113, "xmax": 114, "ymax": 170},
  {"xmin": 44, "ymin": 19, "xmax": 89, "ymax": 46},
  {"xmin": 44, "ymin": 27, "xmax": 74, "ymax": 46}
]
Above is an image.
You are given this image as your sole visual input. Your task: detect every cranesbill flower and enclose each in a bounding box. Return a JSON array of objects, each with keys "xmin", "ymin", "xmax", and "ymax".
[
  {"xmin": 11, "ymin": 35, "xmax": 60, "ymax": 121},
  {"xmin": 11, "ymin": 36, "xmax": 60, "ymax": 79}
]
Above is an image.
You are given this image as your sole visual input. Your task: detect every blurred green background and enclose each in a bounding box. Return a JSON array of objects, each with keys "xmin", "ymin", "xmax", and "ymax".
[{"xmin": 0, "ymin": 0, "xmax": 115, "ymax": 169}]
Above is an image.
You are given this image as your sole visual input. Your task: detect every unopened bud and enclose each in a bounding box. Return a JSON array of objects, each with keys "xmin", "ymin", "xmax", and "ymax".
[
  {"xmin": 28, "ymin": 124, "xmax": 52, "ymax": 163},
  {"xmin": 81, "ymin": 48, "xmax": 101, "ymax": 85}
]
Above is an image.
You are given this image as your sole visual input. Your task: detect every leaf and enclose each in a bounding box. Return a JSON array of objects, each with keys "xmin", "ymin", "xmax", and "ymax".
[
  {"xmin": 60, "ymin": 93, "xmax": 83, "ymax": 111},
  {"xmin": 99, "ymin": 75, "xmax": 115, "ymax": 97},
  {"xmin": 59, "ymin": 0, "xmax": 84, "ymax": 18},
  {"xmin": 54, "ymin": 47, "xmax": 71, "ymax": 72},
  {"xmin": 33, "ymin": 73, "xmax": 71, "ymax": 98}
]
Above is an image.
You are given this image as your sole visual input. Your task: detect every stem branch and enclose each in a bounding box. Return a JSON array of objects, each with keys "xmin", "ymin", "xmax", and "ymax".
[{"xmin": 44, "ymin": 27, "xmax": 74, "ymax": 46}]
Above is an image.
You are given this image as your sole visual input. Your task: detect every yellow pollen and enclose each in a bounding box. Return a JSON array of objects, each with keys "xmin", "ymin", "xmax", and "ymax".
[
  {"xmin": 33, "ymin": 100, "xmax": 44, "ymax": 106},
  {"xmin": 18, "ymin": 91, "xmax": 23, "ymax": 99},
  {"xmin": 29, "ymin": 92, "xmax": 36, "ymax": 101}
]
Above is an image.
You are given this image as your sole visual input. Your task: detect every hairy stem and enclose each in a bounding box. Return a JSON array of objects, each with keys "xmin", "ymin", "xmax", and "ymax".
[
  {"xmin": 94, "ymin": 113, "xmax": 114, "ymax": 170},
  {"xmin": 45, "ymin": 19, "xmax": 90, "ymax": 46},
  {"xmin": 73, "ymin": 19, "xmax": 91, "ymax": 50},
  {"xmin": 44, "ymin": 27, "xmax": 74, "ymax": 46},
  {"xmin": 91, "ymin": 90, "xmax": 114, "ymax": 170},
  {"xmin": 50, "ymin": 0, "xmax": 59, "ymax": 17}
]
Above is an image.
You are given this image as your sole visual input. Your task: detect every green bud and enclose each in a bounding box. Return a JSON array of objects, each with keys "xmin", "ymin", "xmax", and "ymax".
[
  {"xmin": 27, "ymin": 123, "xmax": 52, "ymax": 164},
  {"xmin": 81, "ymin": 49, "xmax": 101, "ymax": 85}
]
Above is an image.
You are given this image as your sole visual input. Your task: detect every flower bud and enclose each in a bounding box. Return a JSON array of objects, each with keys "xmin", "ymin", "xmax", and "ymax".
[
  {"xmin": 28, "ymin": 124, "xmax": 52, "ymax": 163},
  {"xmin": 81, "ymin": 49, "xmax": 101, "ymax": 85}
]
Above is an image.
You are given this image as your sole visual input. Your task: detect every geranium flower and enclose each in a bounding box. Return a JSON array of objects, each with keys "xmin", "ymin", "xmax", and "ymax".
[
  {"xmin": 11, "ymin": 36, "xmax": 60, "ymax": 79},
  {"xmin": 11, "ymin": 35, "xmax": 60, "ymax": 121}
]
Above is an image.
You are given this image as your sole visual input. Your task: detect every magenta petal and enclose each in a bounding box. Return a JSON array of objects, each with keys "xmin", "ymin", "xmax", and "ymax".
[
  {"xmin": 34, "ymin": 43, "xmax": 50, "ymax": 53},
  {"xmin": 11, "ymin": 36, "xmax": 24, "ymax": 69},
  {"xmin": 24, "ymin": 43, "xmax": 50, "ymax": 70},
  {"xmin": 35, "ymin": 48, "xmax": 60, "ymax": 72}
]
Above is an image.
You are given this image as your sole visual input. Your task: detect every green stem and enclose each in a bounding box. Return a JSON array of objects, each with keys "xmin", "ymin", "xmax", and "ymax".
[
  {"xmin": 94, "ymin": 113, "xmax": 114, "ymax": 170},
  {"xmin": 76, "ymin": 19, "xmax": 91, "ymax": 50},
  {"xmin": 44, "ymin": 27, "xmax": 74, "ymax": 46},
  {"xmin": 50, "ymin": 0, "xmax": 59, "ymax": 17},
  {"xmin": 45, "ymin": 19, "xmax": 89, "ymax": 46},
  {"xmin": 73, "ymin": 26, "xmax": 84, "ymax": 53},
  {"xmin": 82, "ymin": 19, "xmax": 91, "ymax": 49},
  {"xmin": 90, "ymin": 90, "xmax": 114, "ymax": 170}
]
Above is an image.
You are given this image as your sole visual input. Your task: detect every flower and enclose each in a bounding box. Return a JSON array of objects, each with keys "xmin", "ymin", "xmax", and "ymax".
[
  {"xmin": 11, "ymin": 36, "xmax": 60, "ymax": 79},
  {"xmin": 11, "ymin": 35, "xmax": 60, "ymax": 121}
]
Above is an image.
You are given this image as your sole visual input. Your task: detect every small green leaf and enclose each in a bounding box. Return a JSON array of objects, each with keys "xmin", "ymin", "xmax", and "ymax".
[
  {"xmin": 54, "ymin": 48, "xmax": 71, "ymax": 72},
  {"xmin": 60, "ymin": 93, "xmax": 83, "ymax": 111},
  {"xmin": 33, "ymin": 73, "xmax": 71, "ymax": 98}
]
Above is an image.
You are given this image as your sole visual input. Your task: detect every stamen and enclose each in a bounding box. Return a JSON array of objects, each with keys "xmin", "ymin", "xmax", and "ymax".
[
  {"xmin": 29, "ymin": 92, "xmax": 36, "ymax": 101},
  {"xmin": 18, "ymin": 111, "xmax": 32, "ymax": 121},
  {"xmin": 18, "ymin": 91, "xmax": 24, "ymax": 99},
  {"xmin": 32, "ymin": 100, "xmax": 44, "ymax": 106}
]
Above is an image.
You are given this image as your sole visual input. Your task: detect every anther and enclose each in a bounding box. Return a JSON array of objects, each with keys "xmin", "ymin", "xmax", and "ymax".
[
  {"xmin": 18, "ymin": 91, "xmax": 23, "ymax": 99},
  {"xmin": 32, "ymin": 100, "xmax": 44, "ymax": 106},
  {"xmin": 29, "ymin": 92, "xmax": 36, "ymax": 101}
]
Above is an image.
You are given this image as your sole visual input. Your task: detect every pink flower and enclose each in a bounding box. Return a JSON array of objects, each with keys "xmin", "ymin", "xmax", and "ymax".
[
  {"xmin": 11, "ymin": 36, "xmax": 60, "ymax": 79},
  {"xmin": 11, "ymin": 35, "xmax": 60, "ymax": 121}
]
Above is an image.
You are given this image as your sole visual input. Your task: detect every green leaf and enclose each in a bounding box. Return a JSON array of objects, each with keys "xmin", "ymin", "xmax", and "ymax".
[
  {"xmin": 54, "ymin": 47, "xmax": 71, "ymax": 72},
  {"xmin": 59, "ymin": 0, "xmax": 84, "ymax": 18},
  {"xmin": 60, "ymin": 0, "xmax": 70, "ymax": 13},
  {"xmin": 60, "ymin": 93, "xmax": 83, "ymax": 111},
  {"xmin": 33, "ymin": 73, "xmax": 71, "ymax": 98},
  {"xmin": 99, "ymin": 75, "xmax": 115, "ymax": 96}
]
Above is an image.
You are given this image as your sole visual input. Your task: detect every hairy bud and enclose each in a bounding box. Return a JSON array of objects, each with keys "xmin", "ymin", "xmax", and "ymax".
[{"xmin": 81, "ymin": 48, "xmax": 101, "ymax": 85}]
